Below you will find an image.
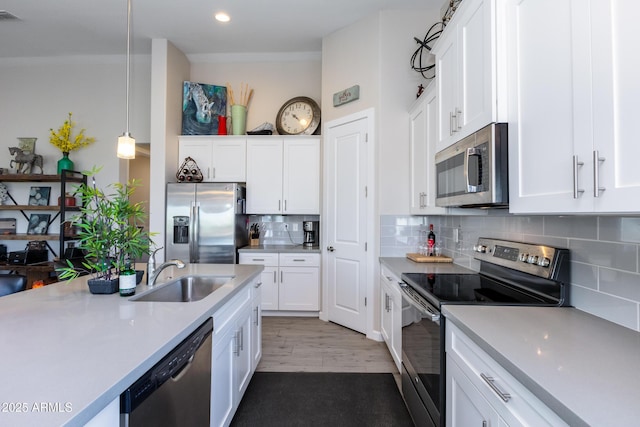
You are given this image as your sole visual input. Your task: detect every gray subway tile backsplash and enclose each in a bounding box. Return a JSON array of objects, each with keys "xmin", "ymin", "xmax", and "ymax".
[{"xmin": 380, "ymin": 213, "xmax": 640, "ymax": 331}]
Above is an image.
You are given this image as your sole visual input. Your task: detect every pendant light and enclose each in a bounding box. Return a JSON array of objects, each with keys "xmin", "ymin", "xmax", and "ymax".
[{"xmin": 117, "ymin": 0, "xmax": 135, "ymax": 159}]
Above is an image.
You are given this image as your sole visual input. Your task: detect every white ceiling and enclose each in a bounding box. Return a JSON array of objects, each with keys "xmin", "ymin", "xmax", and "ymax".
[{"xmin": 0, "ymin": 0, "xmax": 440, "ymax": 59}]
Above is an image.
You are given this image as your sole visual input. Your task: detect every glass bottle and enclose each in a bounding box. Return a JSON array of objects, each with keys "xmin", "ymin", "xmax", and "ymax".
[
  {"xmin": 119, "ymin": 259, "xmax": 136, "ymax": 297},
  {"xmin": 427, "ymin": 224, "xmax": 436, "ymax": 256}
]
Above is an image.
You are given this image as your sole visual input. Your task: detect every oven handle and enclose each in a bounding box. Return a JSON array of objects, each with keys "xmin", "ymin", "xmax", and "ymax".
[{"xmin": 399, "ymin": 283, "xmax": 440, "ymax": 323}]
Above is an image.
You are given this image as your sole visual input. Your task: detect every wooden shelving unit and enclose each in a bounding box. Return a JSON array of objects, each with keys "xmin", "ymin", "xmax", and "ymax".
[{"xmin": 0, "ymin": 170, "xmax": 86, "ymax": 258}]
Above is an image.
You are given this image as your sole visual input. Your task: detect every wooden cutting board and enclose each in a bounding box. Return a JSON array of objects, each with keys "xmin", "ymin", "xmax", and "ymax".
[{"xmin": 406, "ymin": 253, "xmax": 453, "ymax": 263}]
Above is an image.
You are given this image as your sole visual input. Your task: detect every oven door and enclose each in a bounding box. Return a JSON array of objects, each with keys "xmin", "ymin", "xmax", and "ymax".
[{"xmin": 400, "ymin": 283, "xmax": 443, "ymax": 427}]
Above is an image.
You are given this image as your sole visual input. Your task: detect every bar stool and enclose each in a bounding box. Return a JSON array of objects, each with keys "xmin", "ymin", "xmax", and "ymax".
[{"xmin": 0, "ymin": 274, "xmax": 27, "ymax": 297}]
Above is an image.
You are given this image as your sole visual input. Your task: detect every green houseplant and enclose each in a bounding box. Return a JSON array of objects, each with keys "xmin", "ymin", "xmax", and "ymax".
[{"xmin": 57, "ymin": 167, "xmax": 154, "ymax": 294}]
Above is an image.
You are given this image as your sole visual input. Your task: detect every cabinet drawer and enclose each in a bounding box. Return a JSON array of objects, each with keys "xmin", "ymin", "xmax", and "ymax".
[
  {"xmin": 239, "ymin": 252, "xmax": 279, "ymax": 266},
  {"xmin": 213, "ymin": 286, "xmax": 251, "ymax": 335},
  {"xmin": 279, "ymin": 253, "xmax": 320, "ymax": 267},
  {"xmin": 446, "ymin": 322, "xmax": 568, "ymax": 427}
]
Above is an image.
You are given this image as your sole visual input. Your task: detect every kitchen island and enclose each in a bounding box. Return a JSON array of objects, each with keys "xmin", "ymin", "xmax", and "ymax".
[{"xmin": 0, "ymin": 263, "xmax": 263, "ymax": 427}]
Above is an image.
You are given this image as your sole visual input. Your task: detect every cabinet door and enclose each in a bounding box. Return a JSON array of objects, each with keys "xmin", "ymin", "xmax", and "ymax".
[
  {"xmin": 178, "ymin": 139, "xmax": 213, "ymax": 181},
  {"xmin": 457, "ymin": 0, "xmax": 494, "ymax": 139},
  {"xmin": 235, "ymin": 305, "xmax": 253, "ymax": 400},
  {"xmin": 246, "ymin": 139, "xmax": 283, "ymax": 214},
  {"xmin": 591, "ymin": 0, "xmax": 640, "ymax": 212},
  {"xmin": 506, "ymin": 0, "xmax": 592, "ymax": 214},
  {"xmin": 251, "ymin": 281, "xmax": 262, "ymax": 371},
  {"xmin": 279, "ymin": 266, "xmax": 320, "ymax": 311},
  {"xmin": 259, "ymin": 266, "xmax": 279, "ymax": 310},
  {"xmin": 282, "ymin": 138, "xmax": 320, "ymax": 214},
  {"xmin": 447, "ymin": 355, "xmax": 504, "ymax": 427},
  {"xmin": 211, "ymin": 138, "xmax": 246, "ymax": 182},
  {"xmin": 388, "ymin": 288, "xmax": 402, "ymax": 373},
  {"xmin": 211, "ymin": 324, "xmax": 236, "ymax": 427},
  {"xmin": 435, "ymin": 26, "xmax": 458, "ymax": 152},
  {"xmin": 410, "ymin": 84, "xmax": 447, "ymax": 215},
  {"xmin": 409, "ymin": 95, "xmax": 428, "ymax": 214}
]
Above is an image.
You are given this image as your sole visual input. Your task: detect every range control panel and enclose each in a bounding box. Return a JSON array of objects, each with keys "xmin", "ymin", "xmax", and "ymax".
[{"xmin": 473, "ymin": 237, "xmax": 569, "ymax": 280}]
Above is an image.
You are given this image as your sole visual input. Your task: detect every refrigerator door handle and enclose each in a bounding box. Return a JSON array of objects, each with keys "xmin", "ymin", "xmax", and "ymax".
[{"xmin": 190, "ymin": 202, "xmax": 199, "ymax": 263}]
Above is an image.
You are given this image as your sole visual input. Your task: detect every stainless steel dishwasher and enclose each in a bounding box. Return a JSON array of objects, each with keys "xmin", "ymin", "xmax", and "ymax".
[{"xmin": 120, "ymin": 318, "xmax": 213, "ymax": 426}]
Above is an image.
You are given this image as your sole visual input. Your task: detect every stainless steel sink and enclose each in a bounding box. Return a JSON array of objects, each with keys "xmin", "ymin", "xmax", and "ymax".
[{"xmin": 131, "ymin": 275, "xmax": 234, "ymax": 302}]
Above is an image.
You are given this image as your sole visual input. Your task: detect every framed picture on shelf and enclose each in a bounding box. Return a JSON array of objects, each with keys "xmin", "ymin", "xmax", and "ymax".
[
  {"xmin": 28, "ymin": 186, "xmax": 51, "ymax": 206},
  {"xmin": 27, "ymin": 213, "xmax": 50, "ymax": 235}
]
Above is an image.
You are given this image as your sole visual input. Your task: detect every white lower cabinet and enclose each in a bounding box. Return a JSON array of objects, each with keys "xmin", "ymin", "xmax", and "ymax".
[
  {"xmin": 239, "ymin": 252, "xmax": 320, "ymax": 312},
  {"xmin": 446, "ymin": 322, "xmax": 567, "ymax": 427},
  {"xmin": 379, "ymin": 265, "xmax": 402, "ymax": 372},
  {"xmin": 211, "ymin": 278, "xmax": 261, "ymax": 427}
]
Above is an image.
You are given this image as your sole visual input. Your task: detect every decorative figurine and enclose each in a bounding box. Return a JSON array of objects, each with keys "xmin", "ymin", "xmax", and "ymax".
[{"xmin": 9, "ymin": 147, "xmax": 43, "ymax": 174}]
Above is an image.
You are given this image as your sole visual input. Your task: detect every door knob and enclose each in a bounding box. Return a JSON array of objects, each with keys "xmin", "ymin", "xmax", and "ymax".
[{"xmin": 327, "ymin": 246, "xmax": 335, "ymax": 252}]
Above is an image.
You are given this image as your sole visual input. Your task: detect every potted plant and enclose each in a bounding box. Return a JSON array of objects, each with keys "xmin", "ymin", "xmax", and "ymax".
[{"xmin": 57, "ymin": 167, "xmax": 154, "ymax": 295}]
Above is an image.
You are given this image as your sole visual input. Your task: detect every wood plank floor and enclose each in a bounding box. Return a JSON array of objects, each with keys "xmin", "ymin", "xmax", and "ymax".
[{"xmin": 257, "ymin": 316, "xmax": 397, "ymax": 373}]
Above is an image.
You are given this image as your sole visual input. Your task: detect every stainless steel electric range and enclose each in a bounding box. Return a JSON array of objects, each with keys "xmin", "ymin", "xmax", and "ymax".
[{"xmin": 398, "ymin": 237, "xmax": 570, "ymax": 427}]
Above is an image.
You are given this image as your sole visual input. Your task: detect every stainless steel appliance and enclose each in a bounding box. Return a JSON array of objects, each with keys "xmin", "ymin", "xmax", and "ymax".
[
  {"xmin": 302, "ymin": 220, "xmax": 319, "ymax": 247},
  {"xmin": 435, "ymin": 123, "xmax": 508, "ymax": 208},
  {"xmin": 166, "ymin": 183, "xmax": 248, "ymax": 263},
  {"xmin": 120, "ymin": 318, "xmax": 213, "ymax": 427},
  {"xmin": 399, "ymin": 238, "xmax": 570, "ymax": 427}
]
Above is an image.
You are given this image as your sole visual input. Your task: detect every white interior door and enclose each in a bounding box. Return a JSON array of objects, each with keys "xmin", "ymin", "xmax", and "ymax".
[{"xmin": 324, "ymin": 115, "xmax": 368, "ymax": 334}]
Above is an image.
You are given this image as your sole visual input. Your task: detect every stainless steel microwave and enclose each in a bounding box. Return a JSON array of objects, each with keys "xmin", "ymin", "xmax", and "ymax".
[{"xmin": 435, "ymin": 123, "xmax": 508, "ymax": 208}]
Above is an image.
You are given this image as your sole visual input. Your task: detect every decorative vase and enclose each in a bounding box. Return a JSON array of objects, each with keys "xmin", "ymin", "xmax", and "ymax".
[
  {"xmin": 57, "ymin": 152, "xmax": 74, "ymax": 174},
  {"xmin": 87, "ymin": 277, "xmax": 119, "ymax": 295}
]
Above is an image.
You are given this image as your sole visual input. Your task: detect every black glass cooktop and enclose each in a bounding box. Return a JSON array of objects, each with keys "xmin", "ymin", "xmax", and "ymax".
[{"xmin": 400, "ymin": 272, "xmax": 557, "ymax": 308}]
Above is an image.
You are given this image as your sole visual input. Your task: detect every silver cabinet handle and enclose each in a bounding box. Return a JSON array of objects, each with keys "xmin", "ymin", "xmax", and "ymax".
[
  {"xmin": 450, "ymin": 111, "xmax": 456, "ymax": 135},
  {"xmin": 234, "ymin": 331, "xmax": 240, "ymax": 356},
  {"xmin": 278, "ymin": 200, "xmax": 281, "ymax": 212},
  {"xmin": 212, "ymin": 167, "xmax": 216, "ymax": 179},
  {"xmin": 456, "ymin": 108, "xmax": 462, "ymax": 130},
  {"xmin": 273, "ymin": 271, "xmax": 277, "ymax": 283},
  {"xmin": 280, "ymin": 271, "xmax": 283, "ymax": 282},
  {"xmin": 239, "ymin": 326, "xmax": 244, "ymax": 351},
  {"xmin": 327, "ymin": 246, "xmax": 335, "ymax": 252},
  {"xmin": 252, "ymin": 258, "xmax": 265, "ymax": 261},
  {"xmin": 254, "ymin": 281, "xmax": 262, "ymax": 288},
  {"xmin": 480, "ymin": 373, "xmax": 511, "ymax": 402},
  {"xmin": 593, "ymin": 150, "xmax": 605, "ymax": 197},
  {"xmin": 573, "ymin": 155, "xmax": 584, "ymax": 199},
  {"xmin": 284, "ymin": 200, "xmax": 287, "ymax": 211},
  {"xmin": 292, "ymin": 259, "xmax": 306, "ymax": 262},
  {"xmin": 254, "ymin": 306, "xmax": 260, "ymax": 326}
]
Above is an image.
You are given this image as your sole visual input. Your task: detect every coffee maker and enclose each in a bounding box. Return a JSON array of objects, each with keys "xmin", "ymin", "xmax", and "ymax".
[{"xmin": 302, "ymin": 221, "xmax": 319, "ymax": 247}]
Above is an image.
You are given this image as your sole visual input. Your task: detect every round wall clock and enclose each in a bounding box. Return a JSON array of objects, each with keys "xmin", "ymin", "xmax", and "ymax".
[{"xmin": 275, "ymin": 96, "xmax": 321, "ymax": 135}]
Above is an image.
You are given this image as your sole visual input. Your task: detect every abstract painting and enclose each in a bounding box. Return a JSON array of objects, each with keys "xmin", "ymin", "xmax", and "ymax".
[{"xmin": 181, "ymin": 81, "xmax": 227, "ymax": 135}]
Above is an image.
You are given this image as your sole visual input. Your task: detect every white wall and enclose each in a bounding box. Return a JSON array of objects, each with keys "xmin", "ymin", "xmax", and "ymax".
[
  {"xmin": 378, "ymin": 10, "xmax": 440, "ymax": 215},
  {"xmin": 0, "ymin": 56, "xmax": 150, "ymax": 186},
  {"xmin": 190, "ymin": 57, "xmax": 321, "ymax": 133},
  {"xmin": 149, "ymin": 40, "xmax": 191, "ymax": 262}
]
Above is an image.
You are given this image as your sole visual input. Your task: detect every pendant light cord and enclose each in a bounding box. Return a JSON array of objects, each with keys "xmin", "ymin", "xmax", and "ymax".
[{"xmin": 125, "ymin": 0, "xmax": 132, "ymax": 135}]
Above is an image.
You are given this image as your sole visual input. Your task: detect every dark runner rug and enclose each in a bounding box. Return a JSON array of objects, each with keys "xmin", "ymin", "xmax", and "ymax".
[{"xmin": 230, "ymin": 372, "xmax": 414, "ymax": 427}]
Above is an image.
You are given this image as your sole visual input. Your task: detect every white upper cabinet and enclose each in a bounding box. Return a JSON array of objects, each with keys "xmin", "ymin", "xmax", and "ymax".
[
  {"xmin": 433, "ymin": 0, "xmax": 505, "ymax": 152},
  {"xmin": 507, "ymin": 0, "xmax": 640, "ymax": 214},
  {"xmin": 409, "ymin": 82, "xmax": 447, "ymax": 215},
  {"xmin": 246, "ymin": 137, "xmax": 320, "ymax": 215},
  {"xmin": 178, "ymin": 136, "xmax": 246, "ymax": 182}
]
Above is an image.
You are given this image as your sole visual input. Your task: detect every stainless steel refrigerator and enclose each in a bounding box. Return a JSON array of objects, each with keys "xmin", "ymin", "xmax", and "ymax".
[{"xmin": 165, "ymin": 183, "xmax": 248, "ymax": 264}]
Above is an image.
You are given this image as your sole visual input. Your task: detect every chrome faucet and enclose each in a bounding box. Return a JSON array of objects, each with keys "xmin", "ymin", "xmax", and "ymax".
[
  {"xmin": 148, "ymin": 259, "xmax": 185, "ymax": 287},
  {"xmin": 147, "ymin": 246, "xmax": 164, "ymax": 282}
]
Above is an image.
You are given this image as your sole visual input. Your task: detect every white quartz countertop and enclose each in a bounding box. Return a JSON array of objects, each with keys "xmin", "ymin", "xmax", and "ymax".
[
  {"xmin": 239, "ymin": 244, "xmax": 321, "ymax": 253},
  {"xmin": 0, "ymin": 263, "xmax": 263, "ymax": 427},
  {"xmin": 443, "ymin": 305, "xmax": 640, "ymax": 427},
  {"xmin": 379, "ymin": 256, "xmax": 475, "ymax": 275}
]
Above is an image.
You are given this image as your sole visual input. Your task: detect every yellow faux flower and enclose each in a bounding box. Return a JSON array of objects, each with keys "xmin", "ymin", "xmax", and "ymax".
[{"xmin": 49, "ymin": 112, "xmax": 96, "ymax": 153}]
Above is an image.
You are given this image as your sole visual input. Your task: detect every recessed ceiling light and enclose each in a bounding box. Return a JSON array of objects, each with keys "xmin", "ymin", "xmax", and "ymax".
[{"xmin": 215, "ymin": 12, "xmax": 230, "ymax": 22}]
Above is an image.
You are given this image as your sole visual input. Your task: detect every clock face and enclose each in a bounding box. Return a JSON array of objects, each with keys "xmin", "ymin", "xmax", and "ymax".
[{"xmin": 276, "ymin": 97, "xmax": 321, "ymax": 135}]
